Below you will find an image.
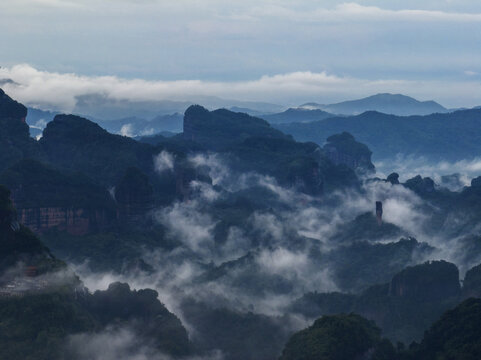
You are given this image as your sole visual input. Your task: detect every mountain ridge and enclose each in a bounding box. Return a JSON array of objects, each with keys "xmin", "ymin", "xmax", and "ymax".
[
  {"xmin": 299, "ymin": 93, "xmax": 448, "ymax": 116},
  {"xmin": 276, "ymin": 108, "xmax": 481, "ymax": 161}
]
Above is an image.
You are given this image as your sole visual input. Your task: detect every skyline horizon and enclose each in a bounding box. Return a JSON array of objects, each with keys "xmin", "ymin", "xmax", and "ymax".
[
  {"xmin": 2, "ymin": 1, "xmax": 481, "ymax": 109},
  {"xmin": 1, "ymin": 63, "xmax": 481, "ymax": 112}
]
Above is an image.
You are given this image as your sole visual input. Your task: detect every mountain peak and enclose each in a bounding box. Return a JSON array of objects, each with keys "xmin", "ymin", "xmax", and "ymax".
[
  {"xmin": 183, "ymin": 105, "xmax": 288, "ymax": 150},
  {"xmin": 42, "ymin": 114, "xmax": 108, "ymax": 141},
  {"xmin": 0, "ymin": 88, "xmax": 27, "ymax": 120},
  {"xmin": 300, "ymin": 93, "xmax": 447, "ymax": 116}
]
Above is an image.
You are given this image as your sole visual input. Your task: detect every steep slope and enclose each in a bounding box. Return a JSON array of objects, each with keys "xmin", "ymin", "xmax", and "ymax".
[
  {"xmin": 39, "ymin": 114, "xmax": 156, "ymax": 186},
  {"xmin": 181, "ymin": 105, "xmax": 359, "ymax": 194},
  {"xmin": 183, "ymin": 105, "xmax": 290, "ymax": 151},
  {"xmin": 0, "ymin": 185, "xmax": 61, "ymax": 273},
  {"xmin": 0, "ymin": 189, "xmax": 192, "ymax": 359},
  {"xmin": 323, "ymin": 132, "xmax": 375, "ymax": 175},
  {"xmin": 291, "ymin": 260, "xmax": 462, "ymax": 345},
  {"xmin": 0, "ymin": 159, "xmax": 116, "ymax": 235},
  {"xmin": 414, "ymin": 298, "xmax": 481, "ymax": 359},
  {"xmin": 282, "ymin": 298, "xmax": 481, "ymax": 360},
  {"xmin": 0, "ymin": 89, "xmax": 41, "ymax": 172},
  {"xmin": 280, "ymin": 314, "xmax": 389, "ymax": 360},
  {"xmin": 0, "ymin": 283, "xmax": 192, "ymax": 360}
]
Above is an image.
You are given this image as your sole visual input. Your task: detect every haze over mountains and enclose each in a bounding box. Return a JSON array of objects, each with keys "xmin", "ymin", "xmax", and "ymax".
[
  {"xmin": 23, "ymin": 92, "xmax": 481, "ymax": 167},
  {"xmin": 276, "ymin": 109, "xmax": 481, "ymax": 162},
  {"xmin": 4, "ymin": 85, "xmax": 481, "ymax": 359},
  {"xmin": 4, "ymin": 0, "xmax": 481, "ymax": 357},
  {"xmin": 23, "ymin": 92, "xmax": 459, "ymax": 138},
  {"xmin": 299, "ymin": 93, "xmax": 448, "ymax": 116}
]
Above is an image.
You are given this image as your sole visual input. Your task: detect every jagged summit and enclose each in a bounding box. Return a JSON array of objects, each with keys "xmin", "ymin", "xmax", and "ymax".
[
  {"xmin": 0, "ymin": 89, "xmax": 39, "ymax": 172},
  {"xmin": 183, "ymin": 105, "xmax": 289, "ymax": 150},
  {"xmin": 0, "ymin": 88, "xmax": 27, "ymax": 120},
  {"xmin": 43, "ymin": 114, "xmax": 108, "ymax": 141},
  {"xmin": 323, "ymin": 131, "xmax": 375, "ymax": 175}
]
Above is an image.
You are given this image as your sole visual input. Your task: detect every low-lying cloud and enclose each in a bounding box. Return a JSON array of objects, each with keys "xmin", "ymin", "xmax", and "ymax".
[
  {"xmin": 66, "ymin": 326, "xmax": 224, "ymax": 360},
  {"xmin": 68, "ymin": 148, "xmax": 481, "ymax": 352},
  {"xmin": 154, "ymin": 151, "xmax": 175, "ymax": 173},
  {"xmin": 375, "ymin": 155, "xmax": 481, "ymax": 189},
  {"xmin": 2, "ymin": 64, "xmax": 481, "ymax": 111}
]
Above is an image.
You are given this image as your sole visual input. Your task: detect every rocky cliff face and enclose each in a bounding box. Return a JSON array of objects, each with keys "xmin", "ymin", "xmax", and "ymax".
[
  {"xmin": 462, "ymin": 263, "xmax": 481, "ymax": 298},
  {"xmin": 323, "ymin": 132, "xmax": 375, "ymax": 176},
  {"xmin": 0, "ymin": 89, "xmax": 41, "ymax": 172},
  {"xmin": 389, "ymin": 260, "xmax": 460, "ymax": 301},
  {"xmin": 16, "ymin": 207, "xmax": 111, "ymax": 236},
  {"xmin": 1, "ymin": 159, "xmax": 116, "ymax": 235},
  {"xmin": 404, "ymin": 175, "xmax": 436, "ymax": 195},
  {"xmin": 0, "ymin": 185, "xmax": 62, "ymax": 273}
]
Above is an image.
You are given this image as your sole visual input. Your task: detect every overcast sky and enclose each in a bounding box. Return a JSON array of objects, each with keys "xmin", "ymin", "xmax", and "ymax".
[{"xmin": 1, "ymin": 0, "xmax": 481, "ymax": 109}]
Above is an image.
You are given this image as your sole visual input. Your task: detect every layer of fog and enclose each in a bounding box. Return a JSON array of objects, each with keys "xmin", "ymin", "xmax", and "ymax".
[
  {"xmin": 77, "ymin": 155, "xmax": 412, "ymax": 301},
  {"xmin": 0, "ymin": 262, "xmax": 80, "ymax": 291},
  {"xmin": 375, "ymin": 155, "xmax": 481, "ymax": 190},
  {"xmin": 66, "ymin": 326, "xmax": 223, "ymax": 360},
  {"xmin": 70, "ymin": 151, "xmax": 481, "ymax": 351}
]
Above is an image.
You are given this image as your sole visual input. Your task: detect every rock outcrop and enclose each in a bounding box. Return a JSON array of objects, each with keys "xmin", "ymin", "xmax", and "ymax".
[
  {"xmin": 0, "ymin": 89, "xmax": 41, "ymax": 172},
  {"xmin": 39, "ymin": 114, "xmax": 155, "ymax": 186},
  {"xmin": 89, "ymin": 282, "xmax": 192, "ymax": 357},
  {"xmin": 323, "ymin": 132, "xmax": 375, "ymax": 176},
  {"xmin": 404, "ymin": 175, "xmax": 436, "ymax": 195},
  {"xmin": 16, "ymin": 207, "xmax": 111, "ymax": 236},
  {"xmin": 0, "ymin": 88, "xmax": 27, "ymax": 122},
  {"xmin": 0, "ymin": 185, "xmax": 62, "ymax": 273},
  {"xmin": 462, "ymin": 263, "xmax": 481, "ymax": 298},
  {"xmin": 386, "ymin": 172, "xmax": 400, "ymax": 185},
  {"xmin": 389, "ymin": 260, "xmax": 460, "ymax": 301},
  {"xmin": 1, "ymin": 159, "xmax": 116, "ymax": 235},
  {"xmin": 183, "ymin": 105, "xmax": 290, "ymax": 151},
  {"xmin": 471, "ymin": 176, "xmax": 481, "ymax": 188}
]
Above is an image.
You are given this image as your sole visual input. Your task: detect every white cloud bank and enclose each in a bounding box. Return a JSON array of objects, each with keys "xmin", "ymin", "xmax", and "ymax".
[{"xmin": 2, "ymin": 64, "xmax": 481, "ymax": 110}]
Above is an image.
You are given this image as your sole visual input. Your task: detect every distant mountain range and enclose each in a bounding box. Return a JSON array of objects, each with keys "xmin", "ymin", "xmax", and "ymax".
[
  {"xmin": 71, "ymin": 93, "xmax": 284, "ymax": 120},
  {"xmin": 276, "ymin": 108, "xmax": 481, "ymax": 161},
  {"xmin": 299, "ymin": 93, "xmax": 448, "ymax": 116},
  {"xmin": 94, "ymin": 113, "xmax": 184, "ymax": 136},
  {"xmin": 25, "ymin": 93, "xmax": 481, "ymax": 151},
  {"xmin": 6, "ymin": 86, "xmax": 481, "ymax": 359},
  {"xmin": 261, "ymin": 108, "xmax": 335, "ymax": 124},
  {"xmin": 25, "ymin": 96, "xmax": 283, "ymax": 137},
  {"xmin": 255, "ymin": 94, "xmax": 453, "ymax": 126},
  {"xmin": 25, "ymin": 107, "xmax": 183, "ymax": 138}
]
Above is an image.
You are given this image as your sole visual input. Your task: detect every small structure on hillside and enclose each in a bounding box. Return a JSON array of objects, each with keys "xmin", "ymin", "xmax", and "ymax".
[{"xmin": 376, "ymin": 201, "xmax": 383, "ymax": 225}]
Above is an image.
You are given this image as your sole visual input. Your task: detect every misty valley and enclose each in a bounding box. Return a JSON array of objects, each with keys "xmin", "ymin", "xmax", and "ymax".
[{"xmin": 3, "ymin": 88, "xmax": 481, "ymax": 360}]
